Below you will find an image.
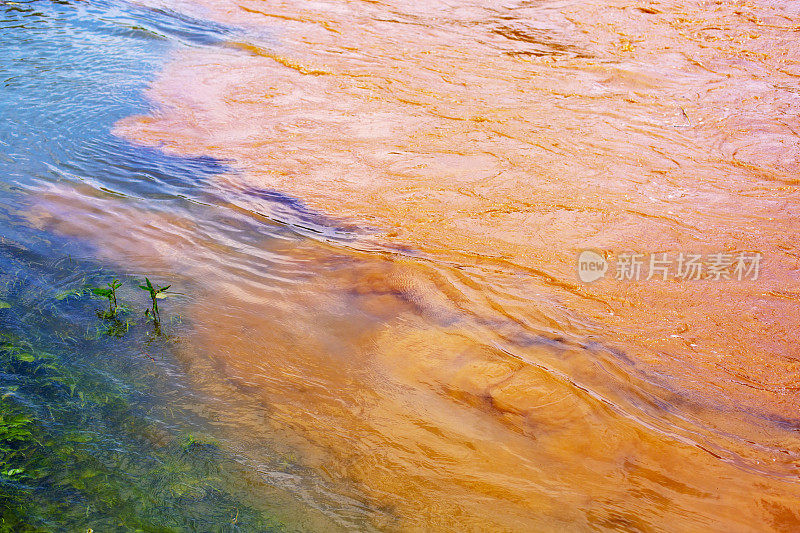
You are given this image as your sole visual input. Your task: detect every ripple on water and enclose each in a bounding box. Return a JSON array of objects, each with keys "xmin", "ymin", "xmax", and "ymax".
[{"xmin": 4, "ymin": 0, "xmax": 800, "ymax": 530}]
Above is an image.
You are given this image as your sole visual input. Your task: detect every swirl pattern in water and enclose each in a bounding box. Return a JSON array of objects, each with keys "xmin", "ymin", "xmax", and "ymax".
[{"xmin": 3, "ymin": 0, "xmax": 800, "ymax": 530}]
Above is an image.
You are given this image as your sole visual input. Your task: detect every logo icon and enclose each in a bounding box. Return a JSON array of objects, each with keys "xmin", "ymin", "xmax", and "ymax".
[{"xmin": 577, "ymin": 250, "xmax": 608, "ymax": 283}]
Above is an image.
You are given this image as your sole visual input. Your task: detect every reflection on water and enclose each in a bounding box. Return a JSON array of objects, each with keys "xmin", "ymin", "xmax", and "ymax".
[
  {"xmin": 115, "ymin": 0, "xmax": 800, "ymax": 420},
  {"xmin": 4, "ymin": 0, "xmax": 800, "ymax": 530}
]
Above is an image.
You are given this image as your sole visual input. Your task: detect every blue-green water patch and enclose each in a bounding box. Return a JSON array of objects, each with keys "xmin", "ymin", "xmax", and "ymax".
[{"xmin": 0, "ymin": 241, "xmax": 284, "ymax": 531}]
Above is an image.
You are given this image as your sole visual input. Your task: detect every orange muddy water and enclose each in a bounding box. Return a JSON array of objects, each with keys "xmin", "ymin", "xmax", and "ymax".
[{"xmin": 39, "ymin": 0, "xmax": 800, "ymax": 529}]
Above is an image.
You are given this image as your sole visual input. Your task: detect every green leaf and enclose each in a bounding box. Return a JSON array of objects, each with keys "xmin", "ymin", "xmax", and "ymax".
[
  {"xmin": 13, "ymin": 352, "xmax": 35, "ymax": 363},
  {"xmin": 0, "ymin": 301, "xmax": 10, "ymax": 309},
  {"xmin": 55, "ymin": 288, "xmax": 84, "ymax": 301}
]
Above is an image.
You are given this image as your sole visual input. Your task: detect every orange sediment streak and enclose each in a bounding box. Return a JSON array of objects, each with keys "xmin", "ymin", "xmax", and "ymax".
[
  {"xmin": 115, "ymin": 0, "xmax": 800, "ymax": 413},
  {"xmin": 27, "ymin": 178, "xmax": 800, "ymax": 529},
  {"xmin": 53, "ymin": 0, "xmax": 800, "ymax": 527}
]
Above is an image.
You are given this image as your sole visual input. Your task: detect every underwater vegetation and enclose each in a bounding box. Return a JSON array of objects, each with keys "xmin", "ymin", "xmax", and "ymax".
[
  {"xmin": 0, "ymin": 247, "xmax": 283, "ymax": 532},
  {"xmin": 54, "ymin": 275, "xmax": 180, "ymax": 339},
  {"xmin": 138, "ymin": 277, "xmax": 179, "ymax": 334},
  {"xmin": 91, "ymin": 280, "xmax": 122, "ymax": 320}
]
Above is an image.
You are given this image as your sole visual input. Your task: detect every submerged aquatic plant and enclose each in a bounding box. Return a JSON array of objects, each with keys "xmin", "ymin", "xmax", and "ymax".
[
  {"xmin": 0, "ymin": 332, "xmax": 282, "ymax": 532},
  {"xmin": 56, "ymin": 275, "xmax": 180, "ymax": 338},
  {"xmin": 138, "ymin": 277, "xmax": 174, "ymax": 328},
  {"xmin": 87, "ymin": 280, "xmax": 131, "ymax": 337},
  {"xmin": 91, "ymin": 279, "xmax": 121, "ymax": 319},
  {"xmin": 0, "ymin": 214, "xmax": 276, "ymax": 528},
  {"xmin": 103, "ymin": 317, "xmax": 129, "ymax": 338}
]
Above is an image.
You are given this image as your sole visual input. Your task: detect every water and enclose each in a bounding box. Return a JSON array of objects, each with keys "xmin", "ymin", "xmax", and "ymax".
[
  {"xmin": 0, "ymin": 0, "xmax": 348, "ymax": 529},
  {"xmin": 2, "ymin": 0, "xmax": 800, "ymax": 530}
]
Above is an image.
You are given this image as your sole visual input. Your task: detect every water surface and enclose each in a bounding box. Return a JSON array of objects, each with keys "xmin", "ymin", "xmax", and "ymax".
[{"xmin": 3, "ymin": 0, "xmax": 800, "ymax": 530}]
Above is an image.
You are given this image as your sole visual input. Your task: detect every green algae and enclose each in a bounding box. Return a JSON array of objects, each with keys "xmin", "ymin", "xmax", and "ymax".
[{"xmin": 0, "ymin": 259, "xmax": 284, "ymax": 532}]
